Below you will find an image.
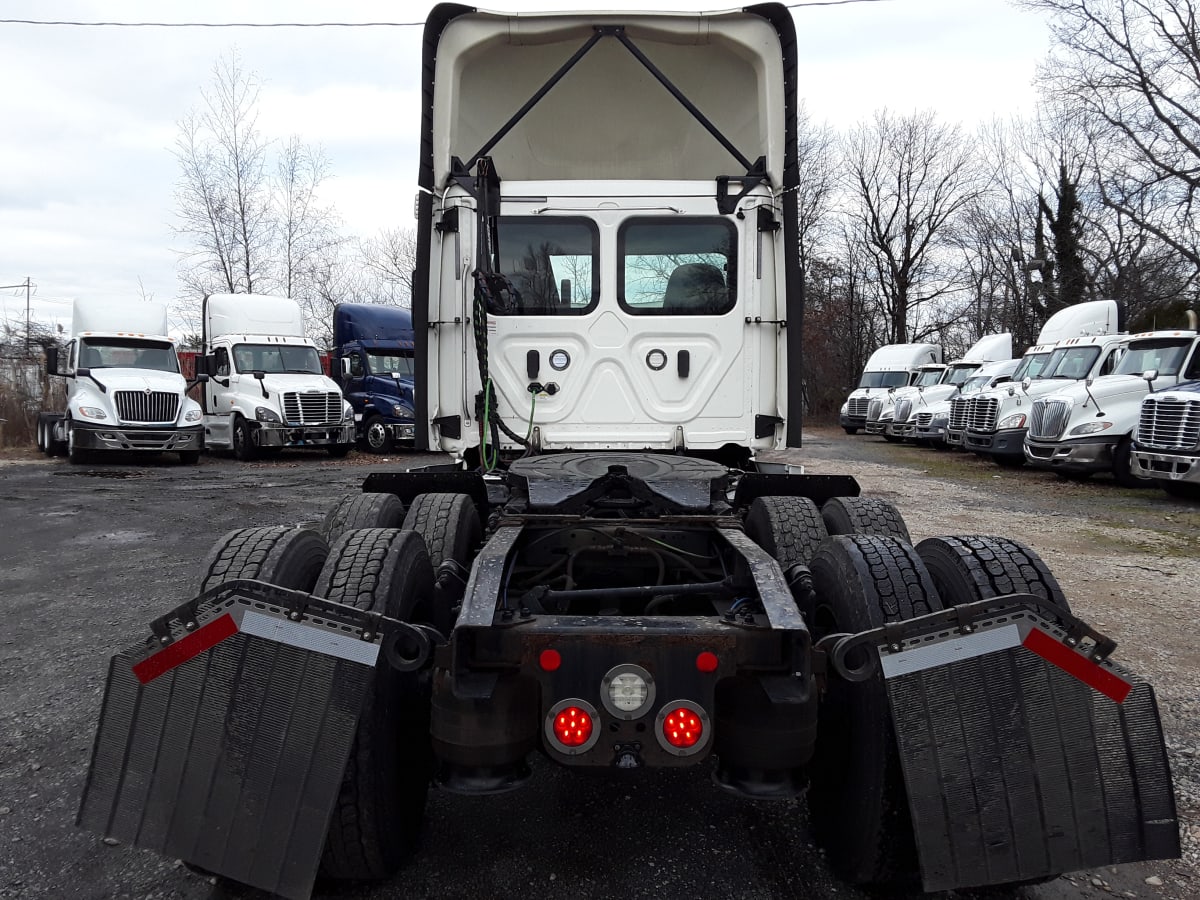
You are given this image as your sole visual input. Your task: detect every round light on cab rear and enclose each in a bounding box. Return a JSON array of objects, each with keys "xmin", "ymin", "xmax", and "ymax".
[
  {"xmin": 654, "ymin": 699, "xmax": 711, "ymax": 756},
  {"xmin": 544, "ymin": 698, "xmax": 600, "ymax": 755},
  {"xmin": 600, "ymin": 663, "xmax": 656, "ymax": 719}
]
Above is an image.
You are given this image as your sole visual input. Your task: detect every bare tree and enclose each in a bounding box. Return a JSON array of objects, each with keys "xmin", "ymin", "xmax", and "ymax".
[
  {"xmin": 840, "ymin": 110, "xmax": 982, "ymax": 344},
  {"xmin": 276, "ymin": 137, "xmax": 341, "ymax": 301},
  {"xmin": 1026, "ymin": 0, "xmax": 1200, "ymax": 266},
  {"xmin": 359, "ymin": 227, "xmax": 419, "ymax": 306},
  {"xmin": 795, "ymin": 102, "xmax": 838, "ymax": 272}
]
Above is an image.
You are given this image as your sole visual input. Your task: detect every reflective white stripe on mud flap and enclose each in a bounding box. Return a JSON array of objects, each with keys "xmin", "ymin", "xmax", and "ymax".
[
  {"xmin": 237, "ymin": 609, "xmax": 381, "ymax": 667},
  {"xmin": 879, "ymin": 623, "xmax": 1023, "ymax": 679}
]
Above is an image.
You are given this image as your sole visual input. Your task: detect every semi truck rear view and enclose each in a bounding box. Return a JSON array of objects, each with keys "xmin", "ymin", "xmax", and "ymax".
[{"xmin": 77, "ymin": 6, "xmax": 1180, "ymax": 900}]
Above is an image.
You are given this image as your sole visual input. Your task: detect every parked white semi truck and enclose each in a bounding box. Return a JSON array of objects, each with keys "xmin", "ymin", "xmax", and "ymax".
[
  {"xmin": 37, "ymin": 299, "xmax": 204, "ymax": 465},
  {"xmin": 198, "ymin": 294, "xmax": 356, "ymax": 461},
  {"xmin": 1024, "ymin": 323, "xmax": 1200, "ymax": 486},
  {"xmin": 884, "ymin": 333, "xmax": 1013, "ymax": 440},
  {"xmin": 960, "ymin": 300, "xmax": 1123, "ymax": 466},
  {"xmin": 78, "ymin": 7, "xmax": 1179, "ymax": 900},
  {"xmin": 1130, "ymin": 361, "xmax": 1200, "ymax": 500},
  {"xmin": 839, "ymin": 343, "xmax": 940, "ymax": 434},
  {"xmin": 911, "ymin": 357, "xmax": 1020, "ymax": 447}
]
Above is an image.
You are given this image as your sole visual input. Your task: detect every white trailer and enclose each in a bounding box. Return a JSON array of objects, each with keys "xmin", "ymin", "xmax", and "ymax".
[
  {"xmin": 37, "ymin": 299, "xmax": 203, "ymax": 464},
  {"xmin": 198, "ymin": 294, "xmax": 356, "ymax": 460}
]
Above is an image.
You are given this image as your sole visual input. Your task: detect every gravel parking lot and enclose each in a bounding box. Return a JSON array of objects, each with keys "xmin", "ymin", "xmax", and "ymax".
[{"xmin": 0, "ymin": 429, "xmax": 1195, "ymax": 900}]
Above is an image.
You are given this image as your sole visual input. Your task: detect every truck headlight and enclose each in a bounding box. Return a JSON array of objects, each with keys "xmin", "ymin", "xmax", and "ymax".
[
  {"xmin": 998, "ymin": 413, "xmax": 1026, "ymax": 430},
  {"xmin": 255, "ymin": 406, "xmax": 281, "ymax": 423},
  {"xmin": 392, "ymin": 403, "xmax": 414, "ymax": 418},
  {"xmin": 839, "ymin": 402, "xmax": 848, "ymax": 415},
  {"xmin": 343, "ymin": 402, "xmax": 355, "ymax": 422},
  {"xmin": 931, "ymin": 416, "xmax": 948, "ymax": 428},
  {"xmin": 78, "ymin": 406, "xmax": 107, "ymax": 420},
  {"xmin": 1070, "ymin": 421, "xmax": 1113, "ymax": 436},
  {"xmin": 184, "ymin": 408, "xmax": 202, "ymax": 422}
]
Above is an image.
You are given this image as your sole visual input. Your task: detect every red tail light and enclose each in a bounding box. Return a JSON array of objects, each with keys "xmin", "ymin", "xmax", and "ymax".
[
  {"xmin": 661, "ymin": 706, "xmax": 703, "ymax": 749},
  {"xmin": 552, "ymin": 706, "xmax": 594, "ymax": 747}
]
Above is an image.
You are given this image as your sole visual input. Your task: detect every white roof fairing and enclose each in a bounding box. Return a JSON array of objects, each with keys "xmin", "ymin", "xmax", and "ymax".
[{"xmin": 430, "ymin": 8, "xmax": 788, "ymax": 186}]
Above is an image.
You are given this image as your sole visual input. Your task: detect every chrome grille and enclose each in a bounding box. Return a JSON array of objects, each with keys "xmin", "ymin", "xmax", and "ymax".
[
  {"xmin": 1029, "ymin": 399, "xmax": 1071, "ymax": 440},
  {"xmin": 282, "ymin": 391, "xmax": 342, "ymax": 425},
  {"xmin": 966, "ymin": 397, "xmax": 999, "ymax": 432},
  {"xmin": 894, "ymin": 398, "xmax": 913, "ymax": 424},
  {"xmin": 949, "ymin": 397, "xmax": 970, "ymax": 431},
  {"xmin": 915, "ymin": 412, "xmax": 934, "ymax": 427},
  {"xmin": 848, "ymin": 397, "xmax": 870, "ymax": 417},
  {"xmin": 1137, "ymin": 396, "xmax": 1200, "ymax": 450},
  {"xmin": 867, "ymin": 399, "xmax": 883, "ymax": 423},
  {"xmin": 115, "ymin": 391, "xmax": 179, "ymax": 424}
]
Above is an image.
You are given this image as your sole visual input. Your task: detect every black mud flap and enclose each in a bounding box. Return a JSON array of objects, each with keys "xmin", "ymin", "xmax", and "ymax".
[
  {"xmin": 866, "ymin": 600, "xmax": 1180, "ymax": 891},
  {"xmin": 77, "ymin": 582, "xmax": 408, "ymax": 900}
]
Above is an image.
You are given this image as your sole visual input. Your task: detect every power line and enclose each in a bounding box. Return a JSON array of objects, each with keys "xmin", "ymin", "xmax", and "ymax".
[{"xmin": 0, "ymin": 2, "xmax": 894, "ymax": 28}]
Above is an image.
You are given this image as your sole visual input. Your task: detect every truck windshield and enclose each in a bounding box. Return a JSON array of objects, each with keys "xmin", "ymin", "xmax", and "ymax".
[
  {"xmin": 366, "ymin": 350, "xmax": 415, "ymax": 377},
  {"xmin": 1011, "ymin": 351, "xmax": 1053, "ymax": 381},
  {"xmin": 960, "ymin": 374, "xmax": 996, "ymax": 395},
  {"xmin": 493, "ymin": 217, "xmax": 599, "ymax": 315},
  {"xmin": 943, "ymin": 364, "xmax": 979, "ymax": 385},
  {"xmin": 233, "ymin": 344, "xmax": 323, "ymax": 375},
  {"xmin": 1045, "ymin": 346, "xmax": 1101, "ymax": 379},
  {"xmin": 1113, "ymin": 339, "xmax": 1193, "ymax": 377},
  {"xmin": 913, "ymin": 368, "xmax": 944, "ymax": 387},
  {"xmin": 857, "ymin": 371, "xmax": 909, "ymax": 388},
  {"xmin": 619, "ymin": 218, "xmax": 736, "ymax": 316},
  {"xmin": 78, "ymin": 338, "xmax": 179, "ymax": 373}
]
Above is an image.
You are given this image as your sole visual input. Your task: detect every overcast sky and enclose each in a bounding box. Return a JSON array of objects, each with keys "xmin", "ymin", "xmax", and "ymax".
[{"xmin": 0, "ymin": 0, "xmax": 1051, "ymax": 336}]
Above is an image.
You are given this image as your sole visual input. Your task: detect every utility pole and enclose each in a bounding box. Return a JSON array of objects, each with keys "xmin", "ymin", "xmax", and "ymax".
[{"xmin": 1, "ymin": 277, "xmax": 34, "ymax": 350}]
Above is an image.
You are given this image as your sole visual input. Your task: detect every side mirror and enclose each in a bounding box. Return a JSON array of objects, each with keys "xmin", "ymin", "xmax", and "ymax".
[
  {"xmin": 253, "ymin": 371, "xmax": 265, "ymax": 381},
  {"xmin": 196, "ymin": 373, "xmax": 209, "ymax": 384},
  {"xmin": 1021, "ymin": 377, "xmax": 1032, "ymax": 390},
  {"xmin": 77, "ymin": 367, "xmax": 91, "ymax": 377},
  {"xmin": 1142, "ymin": 368, "xmax": 1159, "ymax": 387},
  {"xmin": 45, "ymin": 345, "xmax": 59, "ymax": 376},
  {"xmin": 1086, "ymin": 375, "xmax": 1095, "ymax": 387},
  {"xmin": 340, "ymin": 357, "xmax": 351, "ymax": 377},
  {"xmin": 199, "ymin": 354, "xmax": 216, "ymax": 376}
]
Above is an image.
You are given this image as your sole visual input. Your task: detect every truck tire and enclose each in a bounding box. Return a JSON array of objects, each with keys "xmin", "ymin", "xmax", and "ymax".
[
  {"xmin": 196, "ymin": 525, "xmax": 329, "ymax": 593},
  {"xmin": 320, "ymin": 492, "xmax": 406, "ymax": 544},
  {"xmin": 315, "ymin": 529, "xmax": 436, "ymax": 881},
  {"xmin": 1111, "ymin": 436, "xmax": 1146, "ymax": 489},
  {"xmin": 744, "ymin": 496, "xmax": 828, "ymax": 569},
  {"xmin": 177, "ymin": 449, "xmax": 200, "ymax": 465},
  {"xmin": 67, "ymin": 420, "xmax": 91, "ymax": 465},
  {"xmin": 35, "ymin": 415, "xmax": 46, "ymax": 452},
  {"xmin": 231, "ymin": 415, "xmax": 258, "ymax": 462},
  {"xmin": 916, "ymin": 535, "xmax": 1071, "ymax": 614},
  {"xmin": 47, "ymin": 418, "xmax": 66, "ymax": 457},
  {"xmin": 807, "ymin": 534, "xmax": 942, "ymax": 887},
  {"xmin": 364, "ymin": 415, "xmax": 393, "ymax": 453},
  {"xmin": 327, "ymin": 443, "xmax": 353, "ymax": 459},
  {"xmin": 820, "ymin": 496, "xmax": 911, "ymax": 543},
  {"xmin": 843, "ymin": 426, "xmax": 858, "ymax": 435},
  {"xmin": 402, "ymin": 493, "xmax": 483, "ymax": 633}
]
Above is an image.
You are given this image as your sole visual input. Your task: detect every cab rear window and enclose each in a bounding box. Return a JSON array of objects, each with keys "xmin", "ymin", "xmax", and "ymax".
[{"xmin": 619, "ymin": 218, "xmax": 736, "ymax": 316}]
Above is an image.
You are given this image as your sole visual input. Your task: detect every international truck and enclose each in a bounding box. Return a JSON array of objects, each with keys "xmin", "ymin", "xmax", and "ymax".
[
  {"xmin": 1131, "ymin": 371, "xmax": 1200, "ymax": 500},
  {"xmin": 78, "ymin": 6, "xmax": 1179, "ymax": 900},
  {"xmin": 36, "ymin": 298, "xmax": 204, "ymax": 465},
  {"xmin": 910, "ymin": 357, "xmax": 1019, "ymax": 447},
  {"xmin": 331, "ymin": 302, "xmax": 417, "ymax": 453},
  {"xmin": 880, "ymin": 333, "xmax": 1013, "ymax": 440},
  {"xmin": 1024, "ymin": 322, "xmax": 1200, "ymax": 486},
  {"xmin": 863, "ymin": 362, "xmax": 946, "ymax": 439},
  {"xmin": 961, "ymin": 300, "xmax": 1124, "ymax": 467},
  {"xmin": 197, "ymin": 293, "xmax": 357, "ymax": 461},
  {"xmin": 839, "ymin": 342, "xmax": 940, "ymax": 434}
]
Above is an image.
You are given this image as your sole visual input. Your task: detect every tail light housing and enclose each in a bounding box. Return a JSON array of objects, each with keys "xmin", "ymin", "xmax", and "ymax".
[
  {"xmin": 655, "ymin": 700, "xmax": 711, "ymax": 756},
  {"xmin": 545, "ymin": 698, "xmax": 600, "ymax": 755}
]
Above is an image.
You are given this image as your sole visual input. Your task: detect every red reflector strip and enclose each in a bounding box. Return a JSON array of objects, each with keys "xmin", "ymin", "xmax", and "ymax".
[
  {"xmin": 132, "ymin": 613, "xmax": 238, "ymax": 684},
  {"xmin": 1022, "ymin": 627, "xmax": 1132, "ymax": 704}
]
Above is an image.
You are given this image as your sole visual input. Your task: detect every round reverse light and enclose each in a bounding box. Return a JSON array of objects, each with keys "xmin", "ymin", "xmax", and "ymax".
[
  {"xmin": 545, "ymin": 698, "xmax": 600, "ymax": 755},
  {"xmin": 549, "ymin": 349, "xmax": 571, "ymax": 371},
  {"xmin": 655, "ymin": 699, "xmax": 711, "ymax": 756},
  {"xmin": 600, "ymin": 663, "xmax": 656, "ymax": 719}
]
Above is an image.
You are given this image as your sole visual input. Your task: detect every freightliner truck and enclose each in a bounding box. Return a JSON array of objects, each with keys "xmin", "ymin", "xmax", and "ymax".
[
  {"xmin": 1131, "ymin": 361, "xmax": 1200, "ymax": 500},
  {"xmin": 77, "ymin": 6, "xmax": 1179, "ymax": 900},
  {"xmin": 198, "ymin": 293, "xmax": 357, "ymax": 460},
  {"xmin": 911, "ymin": 357, "xmax": 1019, "ymax": 448},
  {"xmin": 37, "ymin": 298, "xmax": 204, "ymax": 465},
  {"xmin": 839, "ymin": 342, "xmax": 940, "ymax": 434},
  {"xmin": 961, "ymin": 300, "xmax": 1125, "ymax": 467},
  {"xmin": 331, "ymin": 302, "xmax": 418, "ymax": 453},
  {"xmin": 1024, "ymin": 321, "xmax": 1200, "ymax": 486}
]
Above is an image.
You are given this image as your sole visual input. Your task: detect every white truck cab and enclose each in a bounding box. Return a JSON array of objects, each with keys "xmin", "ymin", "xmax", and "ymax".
[
  {"xmin": 839, "ymin": 343, "xmax": 941, "ymax": 435},
  {"xmin": 912, "ymin": 357, "xmax": 1020, "ymax": 447},
  {"xmin": 199, "ymin": 294, "xmax": 356, "ymax": 461},
  {"xmin": 960, "ymin": 300, "xmax": 1122, "ymax": 466},
  {"xmin": 1024, "ymin": 327, "xmax": 1200, "ymax": 485},
  {"xmin": 1130, "ymin": 366, "xmax": 1200, "ymax": 499},
  {"xmin": 38, "ymin": 299, "xmax": 204, "ymax": 465}
]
